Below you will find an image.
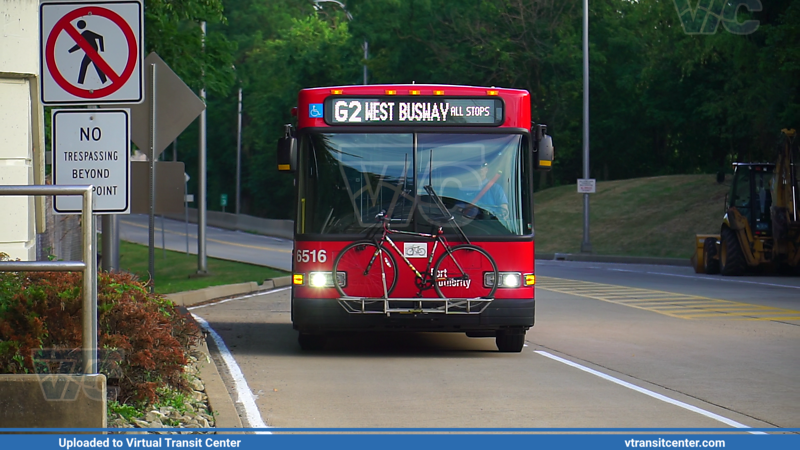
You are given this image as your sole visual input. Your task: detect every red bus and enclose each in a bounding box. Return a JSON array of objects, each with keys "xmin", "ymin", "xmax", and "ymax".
[{"xmin": 277, "ymin": 84, "xmax": 554, "ymax": 352}]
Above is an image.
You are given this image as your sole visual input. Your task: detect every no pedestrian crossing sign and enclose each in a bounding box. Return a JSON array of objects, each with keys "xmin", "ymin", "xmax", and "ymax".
[
  {"xmin": 52, "ymin": 109, "xmax": 131, "ymax": 214},
  {"xmin": 40, "ymin": 0, "xmax": 143, "ymax": 105}
]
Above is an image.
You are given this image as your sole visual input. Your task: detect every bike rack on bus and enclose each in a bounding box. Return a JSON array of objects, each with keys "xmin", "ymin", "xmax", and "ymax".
[
  {"xmin": 0, "ymin": 185, "xmax": 97, "ymax": 374},
  {"xmin": 337, "ymin": 297, "xmax": 493, "ymax": 315}
]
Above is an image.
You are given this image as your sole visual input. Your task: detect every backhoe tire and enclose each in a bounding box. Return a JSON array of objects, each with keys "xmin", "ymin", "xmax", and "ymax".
[
  {"xmin": 703, "ymin": 237, "xmax": 720, "ymax": 274},
  {"xmin": 720, "ymin": 228, "xmax": 746, "ymax": 276}
]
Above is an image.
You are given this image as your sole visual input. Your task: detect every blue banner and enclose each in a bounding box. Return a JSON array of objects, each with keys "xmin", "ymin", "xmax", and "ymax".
[{"xmin": 0, "ymin": 433, "xmax": 798, "ymax": 450}]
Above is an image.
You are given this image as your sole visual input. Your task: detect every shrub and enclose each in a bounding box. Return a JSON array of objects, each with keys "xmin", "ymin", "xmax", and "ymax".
[{"xmin": 0, "ymin": 255, "xmax": 200, "ymax": 404}]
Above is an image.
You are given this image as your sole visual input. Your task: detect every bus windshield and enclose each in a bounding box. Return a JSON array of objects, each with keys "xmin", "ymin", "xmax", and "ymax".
[{"xmin": 298, "ymin": 132, "xmax": 531, "ymax": 237}]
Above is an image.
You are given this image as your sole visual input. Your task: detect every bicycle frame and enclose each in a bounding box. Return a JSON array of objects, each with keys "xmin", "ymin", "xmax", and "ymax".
[
  {"xmin": 366, "ymin": 218, "xmax": 469, "ymax": 299},
  {"xmin": 335, "ymin": 184, "xmax": 497, "ymax": 315}
]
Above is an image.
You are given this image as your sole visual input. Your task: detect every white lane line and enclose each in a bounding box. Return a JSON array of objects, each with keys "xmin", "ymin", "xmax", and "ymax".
[
  {"xmin": 192, "ymin": 314, "xmax": 270, "ymax": 432},
  {"xmin": 534, "ymin": 350, "xmax": 766, "ymax": 435},
  {"xmin": 187, "ymin": 287, "xmax": 292, "ymax": 311},
  {"xmin": 643, "ymin": 271, "xmax": 800, "ymax": 290},
  {"xmin": 538, "ymin": 261, "xmax": 800, "ymax": 290},
  {"xmin": 188, "ymin": 287, "xmax": 292, "ymax": 431}
]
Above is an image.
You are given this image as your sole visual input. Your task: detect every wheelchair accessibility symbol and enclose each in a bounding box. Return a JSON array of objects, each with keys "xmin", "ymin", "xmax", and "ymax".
[{"xmin": 309, "ymin": 103, "xmax": 323, "ymax": 118}]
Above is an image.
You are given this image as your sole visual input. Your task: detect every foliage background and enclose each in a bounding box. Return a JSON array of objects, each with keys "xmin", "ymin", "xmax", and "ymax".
[{"xmin": 155, "ymin": 0, "xmax": 799, "ymax": 219}]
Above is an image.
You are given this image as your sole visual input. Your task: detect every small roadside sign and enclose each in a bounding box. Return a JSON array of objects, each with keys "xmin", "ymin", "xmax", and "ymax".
[
  {"xmin": 40, "ymin": 0, "xmax": 143, "ymax": 105},
  {"xmin": 52, "ymin": 109, "xmax": 131, "ymax": 213},
  {"xmin": 578, "ymin": 178, "xmax": 596, "ymax": 194}
]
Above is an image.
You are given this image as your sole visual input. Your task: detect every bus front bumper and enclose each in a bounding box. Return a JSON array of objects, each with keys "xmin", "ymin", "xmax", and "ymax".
[{"xmin": 292, "ymin": 297, "xmax": 534, "ymax": 334}]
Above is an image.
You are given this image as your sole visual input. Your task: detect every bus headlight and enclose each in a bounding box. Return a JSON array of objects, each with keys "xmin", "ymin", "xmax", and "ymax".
[
  {"xmin": 308, "ymin": 272, "xmax": 346, "ymax": 288},
  {"xmin": 310, "ymin": 272, "xmax": 328, "ymax": 287},
  {"xmin": 484, "ymin": 272, "xmax": 522, "ymax": 288}
]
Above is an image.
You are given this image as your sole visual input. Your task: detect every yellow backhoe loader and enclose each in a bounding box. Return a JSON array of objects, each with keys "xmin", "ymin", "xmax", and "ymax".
[{"xmin": 692, "ymin": 129, "xmax": 800, "ymax": 275}]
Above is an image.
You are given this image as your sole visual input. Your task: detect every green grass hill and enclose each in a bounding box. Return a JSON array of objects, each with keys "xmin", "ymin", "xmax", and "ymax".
[{"xmin": 533, "ymin": 174, "xmax": 730, "ymax": 259}]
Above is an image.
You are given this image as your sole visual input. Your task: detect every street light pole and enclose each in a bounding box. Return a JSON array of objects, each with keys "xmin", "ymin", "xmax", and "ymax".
[
  {"xmin": 581, "ymin": 0, "xmax": 592, "ymax": 254},
  {"xmin": 198, "ymin": 21, "xmax": 208, "ymax": 273},
  {"xmin": 314, "ymin": 0, "xmax": 368, "ymax": 85},
  {"xmin": 236, "ymin": 86, "xmax": 242, "ymax": 215}
]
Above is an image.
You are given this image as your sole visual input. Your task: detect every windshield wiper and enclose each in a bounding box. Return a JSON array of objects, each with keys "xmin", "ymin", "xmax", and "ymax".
[{"xmin": 423, "ymin": 185, "xmax": 470, "ymax": 244}]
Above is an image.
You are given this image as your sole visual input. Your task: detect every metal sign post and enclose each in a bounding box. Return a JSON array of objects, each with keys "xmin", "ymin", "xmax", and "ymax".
[
  {"xmin": 148, "ymin": 62, "xmax": 157, "ymax": 292},
  {"xmin": 101, "ymin": 216, "xmax": 119, "ymax": 271}
]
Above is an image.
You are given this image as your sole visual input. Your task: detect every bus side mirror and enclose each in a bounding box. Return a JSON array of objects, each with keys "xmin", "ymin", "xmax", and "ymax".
[
  {"xmin": 277, "ymin": 125, "xmax": 297, "ymax": 172},
  {"xmin": 533, "ymin": 124, "xmax": 554, "ymax": 171}
]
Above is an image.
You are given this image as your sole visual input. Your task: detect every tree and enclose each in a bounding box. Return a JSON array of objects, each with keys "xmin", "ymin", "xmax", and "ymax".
[
  {"xmin": 190, "ymin": 0, "xmax": 799, "ymax": 218},
  {"xmin": 239, "ymin": 14, "xmax": 362, "ymax": 218},
  {"xmin": 144, "ymin": 0, "xmax": 236, "ymax": 95}
]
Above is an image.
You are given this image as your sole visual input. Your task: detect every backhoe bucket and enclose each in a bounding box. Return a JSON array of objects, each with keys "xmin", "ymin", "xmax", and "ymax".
[{"xmin": 692, "ymin": 234, "xmax": 720, "ymax": 274}]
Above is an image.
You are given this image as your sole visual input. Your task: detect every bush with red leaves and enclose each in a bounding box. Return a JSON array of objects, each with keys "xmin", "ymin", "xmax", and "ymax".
[{"xmin": 0, "ymin": 257, "xmax": 200, "ymax": 405}]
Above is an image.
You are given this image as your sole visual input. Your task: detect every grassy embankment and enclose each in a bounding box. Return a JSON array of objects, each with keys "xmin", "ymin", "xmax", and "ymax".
[
  {"xmin": 116, "ymin": 240, "xmax": 288, "ymax": 294},
  {"xmin": 533, "ymin": 174, "xmax": 730, "ymax": 259}
]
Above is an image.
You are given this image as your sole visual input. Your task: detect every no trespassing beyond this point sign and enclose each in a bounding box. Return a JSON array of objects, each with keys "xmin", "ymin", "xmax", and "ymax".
[{"xmin": 52, "ymin": 109, "xmax": 131, "ymax": 214}]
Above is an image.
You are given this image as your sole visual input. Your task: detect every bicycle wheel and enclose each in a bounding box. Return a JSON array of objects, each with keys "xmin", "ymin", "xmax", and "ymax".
[
  {"xmin": 333, "ymin": 241, "xmax": 398, "ymax": 298},
  {"xmin": 433, "ymin": 244, "xmax": 498, "ymax": 299}
]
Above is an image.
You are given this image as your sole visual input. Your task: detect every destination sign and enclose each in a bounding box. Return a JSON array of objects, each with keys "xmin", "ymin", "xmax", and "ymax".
[{"xmin": 323, "ymin": 97, "xmax": 504, "ymax": 126}]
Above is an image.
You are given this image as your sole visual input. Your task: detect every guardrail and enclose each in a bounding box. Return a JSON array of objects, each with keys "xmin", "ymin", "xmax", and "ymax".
[{"xmin": 0, "ymin": 185, "xmax": 97, "ymax": 374}]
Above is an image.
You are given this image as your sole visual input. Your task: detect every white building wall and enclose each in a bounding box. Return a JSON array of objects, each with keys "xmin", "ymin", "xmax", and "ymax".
[{"xmin": 0, "ymin": 0, "xmax": 43, "ymax": 261}]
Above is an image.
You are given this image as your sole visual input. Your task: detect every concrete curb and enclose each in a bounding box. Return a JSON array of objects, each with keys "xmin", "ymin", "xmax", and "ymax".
[
  {"xmin": 194, "ymin": 339, "xmax": 242, "ymax": 430},
  {"xmin": 166, "ymin": 276, "xmax": 293, "ymax": 307},
  {"xmin": 536, "ymin": 253, "xmax": 691, "ymax": 267}
]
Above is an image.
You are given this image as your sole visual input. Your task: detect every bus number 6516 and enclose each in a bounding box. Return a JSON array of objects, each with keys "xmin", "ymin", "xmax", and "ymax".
[{"xmin": 296, "ymin": 249, "xmax": 327, "ymax": 263}]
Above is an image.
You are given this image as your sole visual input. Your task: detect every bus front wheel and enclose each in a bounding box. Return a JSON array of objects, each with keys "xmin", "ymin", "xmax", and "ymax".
[{"xmin": 496, "ymin": 328, "xmax": 525, "ymax": 352}]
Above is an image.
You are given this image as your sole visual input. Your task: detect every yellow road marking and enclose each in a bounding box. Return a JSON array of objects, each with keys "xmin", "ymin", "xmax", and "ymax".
[
  {"xmin": 537, "ymin": 276, "xmax": 800, "ymax": 321},
  {"xmin": 120, "ymin": 220, "xmax": 292, "ymax": 254}
]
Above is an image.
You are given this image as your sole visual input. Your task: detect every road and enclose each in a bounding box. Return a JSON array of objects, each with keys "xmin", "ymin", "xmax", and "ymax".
[
  {"xmin": 118, "ymin": 214, "xmax": 292, "ymax": 271},
  {"xmin": 190, "ymin": 259, "xmax": 800, "ymax": 430}
]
